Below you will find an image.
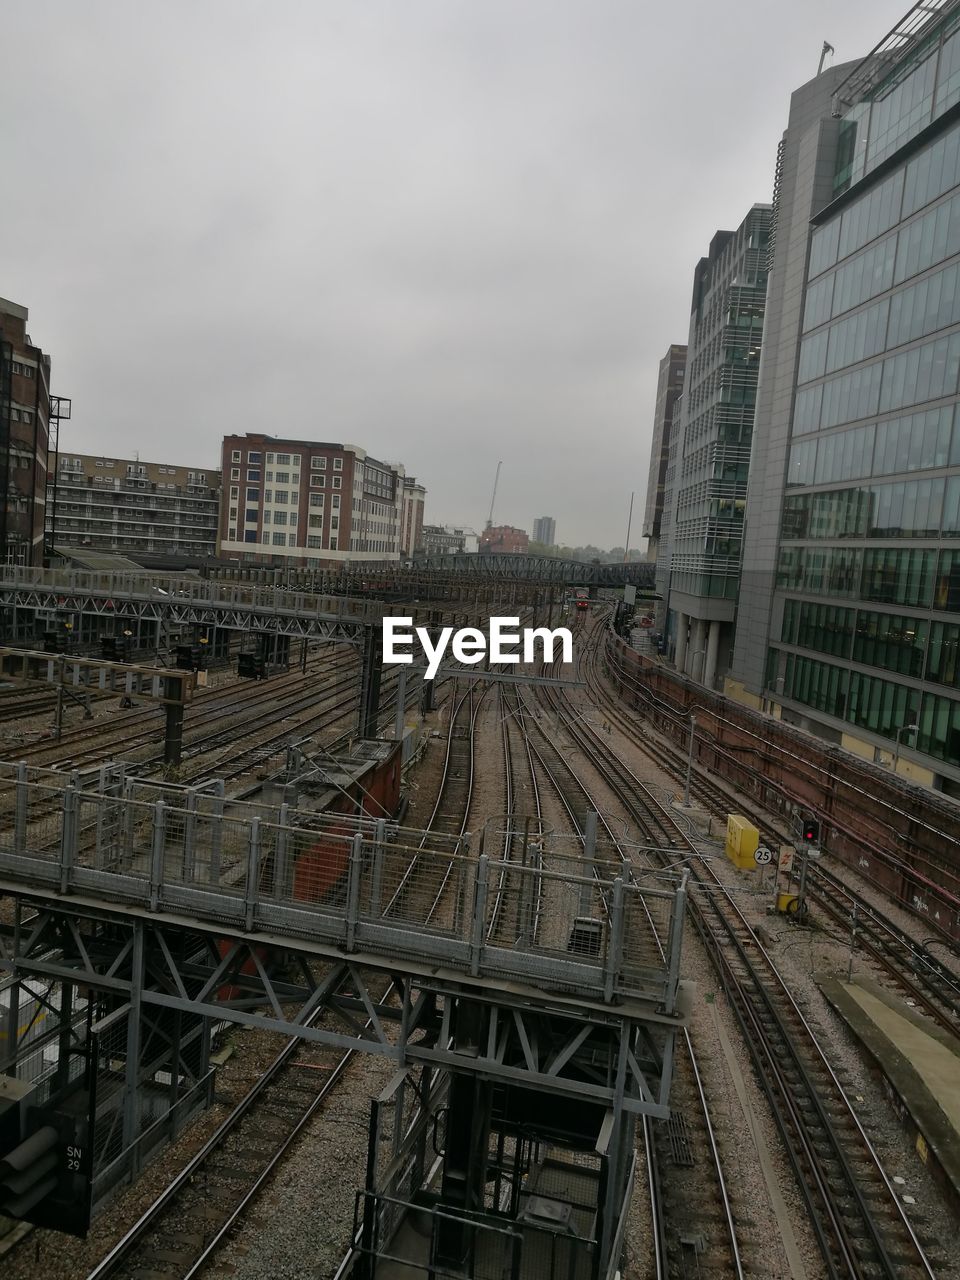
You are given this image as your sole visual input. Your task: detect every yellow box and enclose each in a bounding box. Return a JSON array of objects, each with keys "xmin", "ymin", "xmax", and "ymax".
[
  {"xmin": 777, "ymin": 892, "xmax": 800, "ymax": 915},
  {"xmin": 725, "ymin": 814, "xmax": 759, "ymax": 870}
]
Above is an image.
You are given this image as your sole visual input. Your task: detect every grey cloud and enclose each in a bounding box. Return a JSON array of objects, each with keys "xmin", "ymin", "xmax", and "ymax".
[{"xmin": 2, "ymin": 0, "xmax": 904, "ymax": 544}]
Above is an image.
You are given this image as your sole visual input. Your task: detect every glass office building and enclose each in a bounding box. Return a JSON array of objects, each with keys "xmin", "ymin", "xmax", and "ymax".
[
  {"xmin": 742, "ymin": 2, "xmax": 960, "ymax": 789},
  {"xmin": 661, "ymin": 206, "xmax": 771, "ymax": 688}
]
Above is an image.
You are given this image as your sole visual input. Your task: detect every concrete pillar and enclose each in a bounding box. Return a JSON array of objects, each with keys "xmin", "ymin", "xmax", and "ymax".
[
  {"xmin": 674, "ymin": 612, "xmax": 688, "ymax": 673},
  {"xmin": 704, "ymin": 620, "xmax": 721, "ymax": 689},
  {"xmin": 687, "ymin": 618, "xmax": 708, "ymax": 678}
]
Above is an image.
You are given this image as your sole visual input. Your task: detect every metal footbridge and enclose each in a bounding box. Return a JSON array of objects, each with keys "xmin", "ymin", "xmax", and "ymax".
[
  {"xmin": 0, "ymin": 565, "xmax": 382, "ymax": 641},
  {"xmin": 0, "ymin": 761, "xmax": 686, "ymax": 1113},
  {"xmin": 0, "ymin": 761, "xmax": 688, "ymax": 1277}
]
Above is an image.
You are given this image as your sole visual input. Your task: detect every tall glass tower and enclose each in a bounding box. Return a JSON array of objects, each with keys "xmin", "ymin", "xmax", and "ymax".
[
  {"xmin": 731, "ymin": 3, "xmax": 960, "ymax": 793},
  {"xmin": 662, "ymin": 206, "xmax": 771, "ymax": 688}
]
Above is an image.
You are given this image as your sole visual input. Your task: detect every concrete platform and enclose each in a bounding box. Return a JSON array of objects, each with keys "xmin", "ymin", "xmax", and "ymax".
[{"xmin": 817, "ymin": 974, "xmax": 960, "ymax": 1204}]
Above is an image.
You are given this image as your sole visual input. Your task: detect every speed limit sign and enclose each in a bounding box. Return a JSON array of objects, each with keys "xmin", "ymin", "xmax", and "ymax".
[{"xmin": 754, "ymin": 846, "xmax": 773, "ymax": 866}]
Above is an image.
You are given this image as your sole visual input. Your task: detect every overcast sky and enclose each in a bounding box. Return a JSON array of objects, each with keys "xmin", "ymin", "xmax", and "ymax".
[{"xmin": 2, "ymin": 1, "xmax": 907, "ymax": 547}]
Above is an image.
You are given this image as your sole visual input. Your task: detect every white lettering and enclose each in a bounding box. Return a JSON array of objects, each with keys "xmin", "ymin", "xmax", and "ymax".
[
  {"xmin": 417, "ymin": 626, "xmax": 452, "ymax": 680},
  {"xmin": 380, "ymin": 618, "xmax": 575, "ymax": 679},
  {"xmin": 452, "ymin": 628, "xmax": 486, "ymax": 664},
  {"xmin": 523, "ymin": 626, "xmax": 573, "ymax": 664},
  {"xmin": 382, "ymin": 617, "xmax": 414, "ymax": 664},
  {"xmin": 489, "ymin": 617, "xmax": 521, "ymax": 663}
]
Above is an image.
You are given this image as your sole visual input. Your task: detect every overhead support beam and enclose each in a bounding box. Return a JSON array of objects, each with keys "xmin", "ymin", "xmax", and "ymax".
[
  {"xmin": 358, "ymin": 625, "xmax": 383, "ymax": 738},
  {"xmin": 0, "ymin": 907, "xmax": 677, "ymax": 1118},
  {"xmin": 414, "ymin": 553, "xmax": 657, "ymax": 588}
]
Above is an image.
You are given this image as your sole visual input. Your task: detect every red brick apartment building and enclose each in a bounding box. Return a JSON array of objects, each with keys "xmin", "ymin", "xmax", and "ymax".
[
  {"xmin": 219, "ymin": 434, "xmax": 423, "ymax": 566},
  {"xmin": 0, "ymin": 298, "xmax": 52, "ymax": 566},
  {"xmin": 480, "ymin": 524, "xmax": 529, "ymax": 555}
]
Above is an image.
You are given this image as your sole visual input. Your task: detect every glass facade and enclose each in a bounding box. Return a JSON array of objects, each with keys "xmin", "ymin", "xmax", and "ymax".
[
  {"xmin": 768, "ymin": 24, "xmax": 960, "ymax": 773},
  {"xmin": 669, "ymin": 207, "xmax": 771, "ymax": 602},
  {"xmin": 833, "ymin": 10, "xmax": 960, "ymax": 194}
]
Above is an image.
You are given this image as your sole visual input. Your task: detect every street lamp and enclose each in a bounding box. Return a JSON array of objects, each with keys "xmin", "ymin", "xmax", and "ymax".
[
  {"xmin": 893, "ymin": 722, "xmax": 918, "ymax": 770},
  {"xmin": 682, "ymin": 712, "xmax": 697, "ymax": 808}
]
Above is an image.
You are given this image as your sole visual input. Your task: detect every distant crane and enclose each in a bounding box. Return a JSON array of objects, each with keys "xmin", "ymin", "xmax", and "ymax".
[{"xmin": 486, "ymin": 460, "xmax": 502, "ymax": 529}]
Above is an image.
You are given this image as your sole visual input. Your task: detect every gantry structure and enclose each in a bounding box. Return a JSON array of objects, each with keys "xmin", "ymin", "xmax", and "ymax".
[
  {"xmin": 412, "ymin": 553, "xmax": 656, "ymax": 588},
  {"xmin": 0, "ymin": 761, "xmax": 689, "ymax": 1275}
]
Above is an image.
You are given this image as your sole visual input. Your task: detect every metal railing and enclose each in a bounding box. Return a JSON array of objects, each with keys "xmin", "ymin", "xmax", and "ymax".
[{"xmin": 0, "ymin": 763, "xmax": 687, "ymax": 1009}]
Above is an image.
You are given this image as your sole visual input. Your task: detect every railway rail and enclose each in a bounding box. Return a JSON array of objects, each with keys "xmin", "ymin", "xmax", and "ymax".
[
  {"xmin": 603, "ymin": 624, "xmax": 960, "ymax": 937},
  {"xmin": 382, "ymin": 679, "xmax": 482, "ymax": 923},
  {"xmin": 583, "ymin": 616, "xmax": 960, "ymax": 1039},
  {"xmin": 83, "ymin": 983, "xmax": 392, "ymax": 1280},
  {"xmin": 508, "ymin": 677, "xmax": 742, "ymax": 1280},
  {"xmin": 553, "ymin": 627, "xmax": 938, "ymax": 1280},
  {"xmin": 486, "ymin": 684, "xmax": 544, "ymax": 945}
]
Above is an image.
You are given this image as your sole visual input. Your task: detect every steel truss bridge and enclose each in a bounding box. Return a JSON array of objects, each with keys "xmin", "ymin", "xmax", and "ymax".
[
  {"xmin": 414, "ymin": 553, "xmax": 656, "ymax": 588},
  {"xmin": 0, "ymin": 566, "xmax": 558, "ymax": 639},
  {"xmin": 0, "ymin": 762, "xmax": 687, "ymax": 1112},
  {"xmin": 0, "ymin": 761, "xmax": 688, "ymax": 1272},
  {"xmin": 0, "ymin": 565, "xmax": 383, "ymax": 642}
]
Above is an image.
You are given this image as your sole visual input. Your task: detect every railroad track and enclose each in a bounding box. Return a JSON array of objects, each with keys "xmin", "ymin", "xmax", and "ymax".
[
  {"xmin": 545, "ymin": 646, "xmax": 938, "ymax": 1280},
  {"xmin": 485, "ymin": 684, "xmax": 544, "ymax": 946},
  {"xmin": 599, "ymin": 620, "xmax": 960, "ymax": 932},
  {"xmin": 381, "ymin": 679, "xmax": 482, "ymax": 925},
  {"xmin": 512, "ymin": 676, "xmax": 740, "ymax": 1280},
  {"xmin": 12, "ymin": 648, "xmax": 356, "ymax": 768},
  {"xmin": 806, "ymin": 861, "xmax": 960, "ymax": 1035},
  {"xmin": 581, "ymin": 616, "xmax": 960, "ymax": 1039},
  {"xmin": 83, "ymin": 982, "xmax": 393, "ymax": 1280}
]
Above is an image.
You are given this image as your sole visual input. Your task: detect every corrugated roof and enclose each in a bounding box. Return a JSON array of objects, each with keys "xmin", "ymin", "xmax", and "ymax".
[{"xmin": 53, "ymin": 547, "xmax": 145, "ymax": 571}]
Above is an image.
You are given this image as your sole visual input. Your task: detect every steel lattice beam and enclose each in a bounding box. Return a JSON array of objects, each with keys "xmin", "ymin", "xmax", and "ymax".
[{"xmin": 0, "ymin": 904, "xmax": 673, "ymax": 1117}]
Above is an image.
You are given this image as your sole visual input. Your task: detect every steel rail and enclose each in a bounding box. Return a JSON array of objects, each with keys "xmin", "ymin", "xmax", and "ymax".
[
  {"xmin": 588, "ymin": 623, "xmax": 960, "ymax": 1032},
  {"xmin": 177, "ymin": 987, "xmax": 395, "ymax": 1280},
  {"xmin": 530, "ymin": 666, "xmax": 740, "ymax": 1280},
  {"xmin": 513, "ymin": 649, "xmax": 708, "ymax": 1280},
  {"xmin": 83, "ymin": 1057, "xmax": 301, "ymax": 1277},
  {"xmin": 567, "ymin": 635, "xmax": 936, "ymax": 1280},
  {"xmin": 601, "ymin": 629, "xmax": 960, "ymax": 912},
  {"xmin": 485, "ymin": 685, "xmax": 544, "ymax": 943},
  {"xmin": 381, "ymin": 679, "xmax": 485, "ymax": 921}
]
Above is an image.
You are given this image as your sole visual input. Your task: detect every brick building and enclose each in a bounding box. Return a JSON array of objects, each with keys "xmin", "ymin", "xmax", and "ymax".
[
  {"xmin": 0, "ymin": 298, "xmax": 52, "ymax": 566},
  {"xmin": 218, "ymin": 434, "xmax": 411, "ymax": 565},
  {"xmin": 480, "ymin": 524, "xmax": 529, "ymax": 555},
  {"xmin": 50, "ymin": 453, "xmax": 220, "ymax": 559}
]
